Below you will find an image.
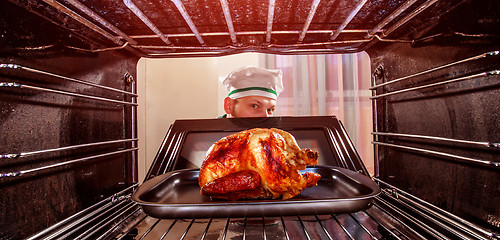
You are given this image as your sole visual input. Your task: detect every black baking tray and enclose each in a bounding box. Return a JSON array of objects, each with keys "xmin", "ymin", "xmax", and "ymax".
[{"xmin": 132, "ymin": 165, "xmax": 380, "ymax": 219}]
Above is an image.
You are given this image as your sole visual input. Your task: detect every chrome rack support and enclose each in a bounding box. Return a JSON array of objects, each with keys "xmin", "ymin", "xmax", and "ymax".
[
  {"xmin": 370, "ymin": 51, "xmax": 499, "ymax": 90},
  {"xmin": 95, "ymin": 207, "xmax": 141, "ymax": 240},
  {"xmin": 27, "ymin": 184, "xmax": 138, "ymax": 240},
  {"xmin": 0, "ymin": 82, "xmax": 138, "ymax": 106},
  {"xmin": 374, "ymin": 197, "xmax": 445, "ymax": 239},
  {"xmin": 72, "ymin": 201, "xmax": 136, "ymax": 239},
  {"xmin": 370, "ymin": 70, "xmax": 500, "ymax": 99},
  {"xmin": 372, "ymin": 141, "xmax": 500, "ymax": 167},
  {"xmin": 372, "ymin": 132, "xmax": 500, "ymax": 149},
  {"xmin": 0, "ymin": 148, "xmax": 138, "ymax": 178},
  {"xmin": 0, "ymin": 138, "xmax": 138, "ymax": 159},
  {"xmin": 0, "ymin": 63, "xmax": 137, "ymax": 96},
  {"xmin": 376, "ymin": 179, "xmax": 496, "ymax": 239}
]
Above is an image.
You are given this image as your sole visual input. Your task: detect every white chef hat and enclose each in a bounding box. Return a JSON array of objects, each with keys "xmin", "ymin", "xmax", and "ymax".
[{"xmin": 221, "ymin": 66, "xmax": 283, "ymax": 100}]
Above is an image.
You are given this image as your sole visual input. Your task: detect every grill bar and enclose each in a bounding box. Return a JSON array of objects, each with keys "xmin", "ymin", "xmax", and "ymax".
[
  {"xmin": 314, "ymin": 215, "xmax": 333, "ymax": 240},
  {"xmin": 64, "ymin": 0, "xmax": 138, "ymax": 45},
  {"xmin": 330, "ymin": 0, "xmax": 369, "ymax": 41},
  {"xmin": 40, "ymin": 0, "xmax": 121, "ymax": 44},
  {"xmin": 349, "ymin": 213, "xmax": 378, "ymax": 239},
  {"xmin": 141, "ymin": 218, "xmax": 162, "ymax": 239},
  {"xmin": 378, "ymin": 196, "xmax": 448, "ymax": 239},
  {"xmin": 332, "ymin": 215, "xmax": 354, "ymax": 239},
  {"xmin": 298, "ymin": 0, "xmax": 321, "ymax": 43},
  {"xmin": 171, "ymin": 0, "xmax": 205, "ymax": 45},
  {"xmin": 122, "ymin": 0, "xmax": 171, "ymax": 45},
  {"xmin": 111, "ymin": 199, "xmax": 489, "ymax": 240},
  {"xmin": 95, "ymin": 207, "xmax": 142, "ymax": 240},
  {"xmin": 219, "ymin": 0, "xmax": 237, "ymax": 44},
  {"xmin": 265, "ymin": 0, "xmax": 276, "ymax": 43},
  {"xmin": 371, "ymin": 199, "xmax": 429, "ymax": 239},
  {"xmin": 368, "ymin": 0, "xmax": 418, "ymax": 36},
  {"xmin": 222, "ymin": 218, "xmax": 230, "ymax": 240},
  {"xmin": 280, "ymin": 216, "xmax": 290, "ymax": 240},
  {"xmin": 296, "ymin": 216, "xmax": 311, "ymax": 240},
  {"xmin": 74, "ymin": 201, "xmax": 136, "ymax": 240},
  {"xmin": 383, "ymin": 0, "xmax": 438, "ymax": 37},
  {"xmin": 361, "ymin": 209, "xmax": 404, "ymax": 240}
]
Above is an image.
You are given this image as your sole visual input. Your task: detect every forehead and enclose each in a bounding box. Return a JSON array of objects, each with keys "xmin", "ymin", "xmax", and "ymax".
[{"xmin": 237, "ymin": 96, "xmax": 276, "ymax": 105}]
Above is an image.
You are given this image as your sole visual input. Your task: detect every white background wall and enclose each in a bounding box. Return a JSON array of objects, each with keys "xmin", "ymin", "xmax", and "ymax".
[{"xmin": 137, "ymin": 53, "xmax": 261, "ymax": 181}]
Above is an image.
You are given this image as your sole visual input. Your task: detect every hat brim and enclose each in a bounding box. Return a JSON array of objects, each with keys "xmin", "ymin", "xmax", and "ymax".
[{"xmin": 228, "ymin": 90, "xmax": 278, "ymax": 100}]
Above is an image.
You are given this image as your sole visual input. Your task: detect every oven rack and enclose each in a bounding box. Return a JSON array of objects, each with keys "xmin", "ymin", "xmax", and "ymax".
[
  {"xmin": 27, "ymin": 184, "xmax": 498, "ymax": 240},
  {"xmin": 29, "ymin": 0, "xmax": 440, "ymax": 57}
]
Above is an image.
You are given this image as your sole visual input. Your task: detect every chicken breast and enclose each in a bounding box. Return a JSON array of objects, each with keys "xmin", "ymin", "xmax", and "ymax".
[{"xmin": 198, "ymin": 128, "xmax": 320, "ymax": 200}]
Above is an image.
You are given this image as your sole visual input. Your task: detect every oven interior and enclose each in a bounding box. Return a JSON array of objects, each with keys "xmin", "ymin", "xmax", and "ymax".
[{"xmin": 1, "ymin": 0, "xmax": 499, "ymax": 239}]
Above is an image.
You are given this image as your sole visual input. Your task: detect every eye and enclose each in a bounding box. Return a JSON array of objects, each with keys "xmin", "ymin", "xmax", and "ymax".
[{"xmin": 251, "ymin": 104, "xmax": 258, "ymax": 109}]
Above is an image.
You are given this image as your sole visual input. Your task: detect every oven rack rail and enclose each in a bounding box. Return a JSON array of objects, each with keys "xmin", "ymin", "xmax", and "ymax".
[
  {"xmin": 26, "ymin": 184, "xmax": 499, "ymax": 240},
  {"xmin": 0, "ymin": 62, "xmax": 139, "ymax": 180},
  {"xmin": 0, "ymin": 63, "xmax": 137, "ymax": 96},
  {"xmin": 0, "ymin": 63, "xmax": 137, "ymax": 106},
  {"xmin": 370, "ymin": 51, "xmax": 500, "ymax": 90},
  {"xmin": 31, "ymin": 0, "xmax": 439, "ymax": 57},
  {"xmin": 27, "ymin": 184, "xmax": 139, "ymax": 240},
  {"xmin": 370, "ymin": 50, "xmax": 500, "ymax": 174}
]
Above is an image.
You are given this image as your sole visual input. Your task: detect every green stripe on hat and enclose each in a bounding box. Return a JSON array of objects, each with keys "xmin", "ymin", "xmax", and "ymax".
[{"xmin": 228, "ymin": 87, "xmax": 277, "ymax": 97}]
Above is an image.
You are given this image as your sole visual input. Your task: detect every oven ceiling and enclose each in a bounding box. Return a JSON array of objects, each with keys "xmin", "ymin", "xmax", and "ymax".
[{"xmin": 4, "ymin": 0, "xmax": 494, "ymax": 57}]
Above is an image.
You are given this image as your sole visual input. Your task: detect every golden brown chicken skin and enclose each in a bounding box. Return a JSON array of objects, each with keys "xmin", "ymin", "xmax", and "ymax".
[{"xmin": 198, "ymin": 128, "xmax": 320, "ymax": 200}]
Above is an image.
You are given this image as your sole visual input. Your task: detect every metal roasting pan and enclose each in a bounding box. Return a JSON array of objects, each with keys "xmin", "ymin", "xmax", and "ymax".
[{"xmin": 132, "ymin": 165, "xmax": 381, "ymax": 219}]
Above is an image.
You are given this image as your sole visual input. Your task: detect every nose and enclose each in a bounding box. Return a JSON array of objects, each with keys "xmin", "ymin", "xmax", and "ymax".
[
  {"xmin": 256, "ymin": 110, "xmax": 270, "ymax": 117},
  {"xmin": 263, "ymin": 110, "xmax": 272, "ymax": 117}
]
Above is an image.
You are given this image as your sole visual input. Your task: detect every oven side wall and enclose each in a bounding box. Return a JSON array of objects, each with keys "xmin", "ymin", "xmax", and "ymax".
[
  {"xmin": 367, "ymin": 41, "xmax": 500, "ymax": 230},
  {"xmin": 0, "ymin": 2, "xmax": 139, "ymax": 238}
]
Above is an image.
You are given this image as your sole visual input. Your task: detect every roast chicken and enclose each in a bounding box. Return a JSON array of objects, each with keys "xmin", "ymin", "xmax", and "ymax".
[{"xmin": 198, "ymin": 128, "xmax": 321, "ymax": 200}]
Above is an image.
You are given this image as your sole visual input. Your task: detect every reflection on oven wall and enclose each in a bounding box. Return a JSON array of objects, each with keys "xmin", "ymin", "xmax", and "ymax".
[{"xmin": 136, "ymin": 52, "xmax": 373, "ymax": 182}]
